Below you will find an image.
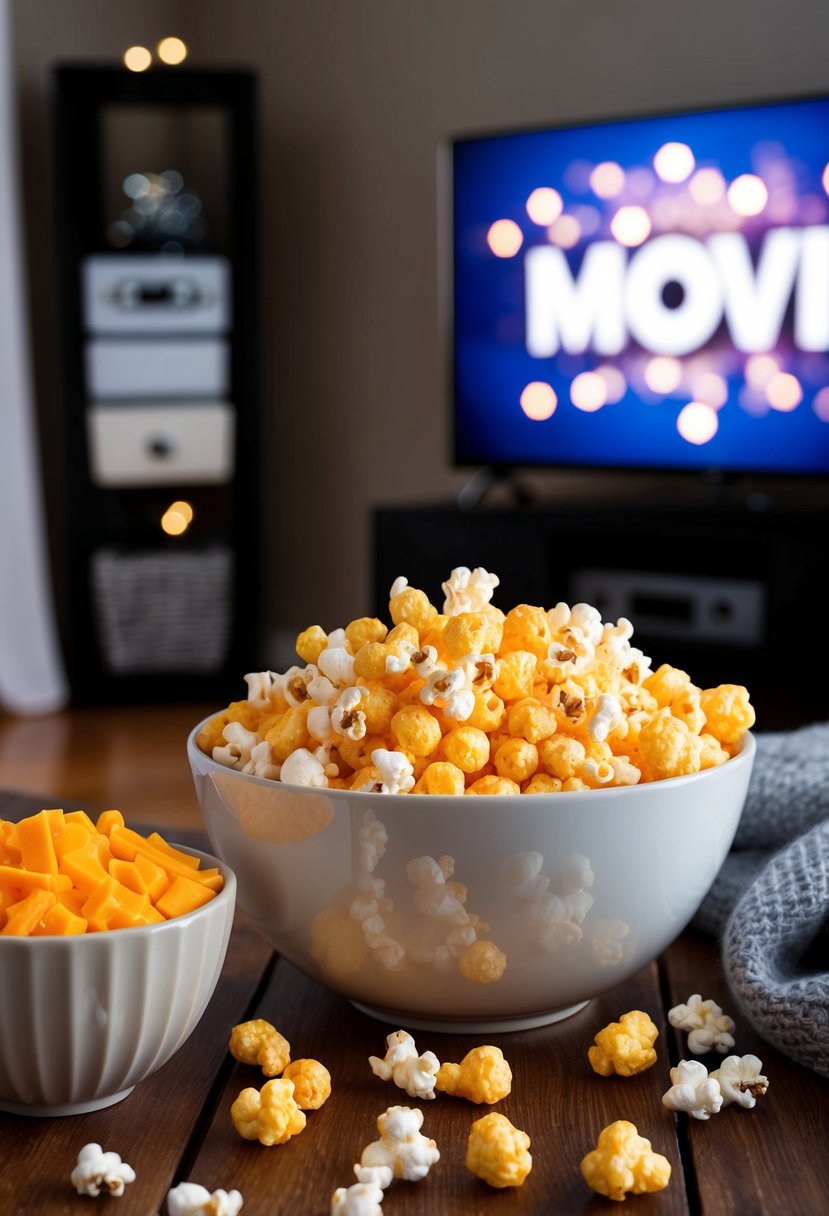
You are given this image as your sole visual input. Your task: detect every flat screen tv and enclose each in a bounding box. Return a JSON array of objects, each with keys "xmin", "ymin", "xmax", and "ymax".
[{"xmin": 447, "ymin": 93, "xmax": 829, "ymax": 477}]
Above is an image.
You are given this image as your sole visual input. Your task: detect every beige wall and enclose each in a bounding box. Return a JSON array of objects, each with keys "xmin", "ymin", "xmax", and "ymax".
[{"xmin": 12, "ymin": 0, "xmax": 829, "ymax": 663}]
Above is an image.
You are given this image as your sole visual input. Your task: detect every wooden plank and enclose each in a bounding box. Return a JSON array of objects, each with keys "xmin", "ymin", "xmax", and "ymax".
[
  {"xmin": 185, "ymin": 956, "xmax": 689, "ymax": 1214},
  {"xmin": 661, "ymin": 928, "xmax": 828, "ymax": 1216}
]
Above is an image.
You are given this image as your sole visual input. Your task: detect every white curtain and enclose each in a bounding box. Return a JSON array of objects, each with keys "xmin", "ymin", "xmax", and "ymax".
[{"xmin": 0, "ymin": 0, "xmax": 68, "ymax": 713}]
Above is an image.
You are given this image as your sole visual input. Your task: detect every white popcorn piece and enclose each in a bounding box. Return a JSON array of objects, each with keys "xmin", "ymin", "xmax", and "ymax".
[
  {"xmin": 501, "ymin": 851, "xmax": 550, "ymax": 901},
  {"xmin": 358, "ymin": 812, "xmax": 388, "ymax": 871},
  {"xmin": 331, "ymin": 1181, "xmax": 384, "ymax": 1216},
  {"xmin": 456, "ymin": 651, "xmax": 499, "ymax": 691},
  {"xmin": 243, "ymin": 670, "xmax": 279, "ymax": 708},
  {"xmin": 71, "ymin": 1143, "xmax": 136, "ymax": 1198},
  {"xmin": 389, "ymin": 576, "xmax": 409, "ymax": 599},
  {"xmin": 710, "ymin": 1054, "xmax": 769, "ymax": 1108},
  {"xmin": 331, "ymin": 687, "xmax": 367, "ymax": 740},
  {"xmin": 668, "ymin": 994, "xmax": 737, "ymax": 1054},
  {"xmin": 583, "ymin": 757, "xmax": 614, "ymax": 784},
  {"xmin": 241, "ymin": 739, "xmax": 281, "ymax": 781},
  {"xmin": 419, "ymin": 665, "xmax": 465, "ymax": 707},
  {"xmin": 369, "ymin": 1030, "xmax": 441, "ymax": 1100},
  {"xmin": 610, "ymin": 754, "xmax": 641, "ymax": 785},
  {"xmin": 318, "ymin": 647, "xmax": 356, "ymax": 688},
  {"xmin": 366, "ymin": 749, "xmax": 415, "ymax": 795},
  {"xmin": 273, "ymin": 663, "xmax": 316, "ymax": 707},
  {"xmin": 166, "ymin": 1181, "xmax": 244, "ymax": 1216},
  {"xmin": 407, "ymin": 855, "xmax": 469, "ymax": 925},
  {"xmin": 360, "ymin": 1106, "xmax": 440, "ymax": 1183},
  {"xmin": 307, "ymin": 672, "xmax": 339, "ymax": 707},
  {"xmin": 279, "ymin": 747, "xmax": 328, "ymax": 787},
  {"xmin": 588, "ymin": 693, "xmax": 625, "ymax": 742},
  {"xmin": 385, "ymin": 642, "xmax": 439, "ymax": 678},
  {"xmin": 213, "ymin": 721, "xmax": 260, "ymax": 770},
  {"xmin": 441, "ymin": 566, "xmax": 500, "ymax": 616},
  {"xmin": 662, "ymin": 1059, "xmax": 724, "ymax": 1120}
]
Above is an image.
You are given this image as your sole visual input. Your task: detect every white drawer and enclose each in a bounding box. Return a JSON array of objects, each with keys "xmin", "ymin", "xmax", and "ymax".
[
  {"xmin": 85, "ymin": 337, "xmax": 230, "ymax": 398},
  {"xmin": 86, "ymin": 403, "xmax": 235, "ymax": 486},
  {"xmin": 82, "ymin": 254, "xmax": 231, "ymax": 334}
]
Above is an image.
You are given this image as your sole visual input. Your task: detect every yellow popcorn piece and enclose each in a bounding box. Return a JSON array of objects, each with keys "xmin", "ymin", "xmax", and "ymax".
[
  {"xmin": 229, "ymin": 1019, "xmax": 291, "ymax": 1078},
  {"xmin": 442, "ymin": 725, "xmax": 490, "ymax": 773},
  {"xmin": 458, "ymin": 940, "xmax": 507, "ymax": 984},
  {"xmin": 588, "ymin": 1010, "xmax": 659, "ymax": 1077},
  {"xmin": 389, "ymin": 583, "xmax": 437, "ymax": 635},
  {"xmin": 465, "ymin": 775, "xmax": 519, "ymax": 796},
  {"xmin": 230, "ymin": 1077, "xmax": 306, "ymax": 1146},
  {"xmin": 466, "ymin": 1112, "xmax": 532, "ymax": 1188},
  {"xmin": 580, "ymin": 1119, "xmax": 671, "ymax": 1201},
  {"xmin": 414, "ymin": 761, "xmax": 466, "ymax": 796},
  {"xmin": 282, "ymin": 1058, "xmax": 331, "ymax": 1110},
  {"xmin": 390, "ymin": 705, "xmax": 442, "ymax": 757},
  {"xmin": 436, "ymin": 1045, "xmax": 512, "ymax": 1104},
  {"xmin": 700, "ymin": 683, "xmax": 756, "ymax": 745},
  {"xmin": 638, "ymin": 709, "xmax": 703, "ymax": 779}
]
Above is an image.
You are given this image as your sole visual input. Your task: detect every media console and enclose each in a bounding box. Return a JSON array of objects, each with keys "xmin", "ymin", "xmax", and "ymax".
[{"xmin": 372, "ymin": 500, "xmax": 826, "ymax": 728}]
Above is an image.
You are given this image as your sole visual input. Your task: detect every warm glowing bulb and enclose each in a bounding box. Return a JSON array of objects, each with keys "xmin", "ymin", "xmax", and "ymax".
[
  {"xmin": 486, "ymin": 219, "xmax": 523, "ymax": 257},
  {"xmin": 745, "ymin": 354, "xmax": 779, "ymax": 389},
  {"xmin": 689, "ymin": 167, "xmax": 726, "ymax": 206},
  {"xmin": 124, "ymin": 45, "xmax": 152, "ymax": 72},
  {"xmin": 812, "ymin": 386, "xmax": 829, "ymax": 422},
  {"xmin": 157, "ymin": 36, "xmax": 188, "ymax": 65},
  {"xmin": 610, "ymin": 205, "xmax": 651, "ymax": 247},
  {"xmin": 728, "ymin": 174, "xmax": 768, "ymax": 217},
  {"xmin": 161, "ymin": 510, "xmax": 188, "ymax": 536},
  {"xmin": 677, "ymin": 401, "xmax": 718, "ymax": 444},
  {"xmin": 548, "ymin": 214, "xmax": 581, "ymax": 248},
  {"xmin": 520, "ymin": 381, "xmax": 558, "ymax": 420},
  {"xmin": 168, "ymin": 499, "xmax": 194, "ymax": 524},
  {"xmin": 590, "ymin": 161, "xmax": 625, "ymax": 198},
  {"xmin": 644, "ymin": 356, "xmax": 682, "ymax": 394},
  {"xmin": 570, "ymin": 372, "xmax": 607, "ymax": 412},
  {"xmin": 654, "ymin": 142, "xmax": 695, "ymax": 183},
  {"xmin": 526, "ymin": 187, "xmax": 563, "ymax": 226},
  {"xmin": 766, "ymin": 372, "xmax": 802, "ymax": 411}
]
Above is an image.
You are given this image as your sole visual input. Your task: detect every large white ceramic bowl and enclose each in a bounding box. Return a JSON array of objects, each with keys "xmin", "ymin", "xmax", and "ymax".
[
  {"xmin": 188, "ymin": 722, "xmax": 754, "ymax": 1033},
  {"xmin": 0, "ymin": 846, "xmax": 236, "ymax": 1116}
]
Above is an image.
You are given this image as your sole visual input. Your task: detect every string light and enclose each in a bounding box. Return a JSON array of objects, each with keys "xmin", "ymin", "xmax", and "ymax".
[{"xmin": 123, "ymin": 46, "xmax": 152, "ymax": 72}]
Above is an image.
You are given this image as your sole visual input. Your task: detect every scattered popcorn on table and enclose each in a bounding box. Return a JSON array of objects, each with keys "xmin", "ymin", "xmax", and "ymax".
[
  {"xmin": 465, "ymin": 1112, "xmax": 532, "ymax": 1188},
  {"xmin": 166, "ymin": 1181, "xmax": 243, "ymax": 1216},
  {"xmin": 230, "ymin": 1077, "xmax": 306, "ymax": 1146},
  {"xmin": 580, "ymin": 1120, "xmax": 671, "ymax": 1202},
  {"xmin": 435, "ymin": 1045, "xmax": 512, "ymax": 1104},
  {"xmin": 196, "ymin": 569, "xmax": 755, "ymax": 795},
  {"xmin": 70, "ymin": 1143, "xmax": 136, "ymax": 1197},
  {"xmin": 709, "ymin": 1054, "xmax": 769, "ymax": 1108},
  {"xmin": 229, "ymin": 1019, "xmax": 290, "ymax": 1077},
  {"xmin": 661, "ymin": 1059, "xmax": 724, "ymax": 1120},
  {"xmin": 587, "ymin": 1010, "xmax": 659, "ymax": 1077},
  {"xmin": 330, "ymin": 1167, "xmax": 388, "ymax": 1216},
  {"xmin": 667, "ymin": 994, "xmax": 736, "ymax": 1054},
  {"xmin": 282, "ymin": 1058, "xmax": 332, "ymax": 1109},
  {"xmin": 369, "ymin": 1030, "xmax": 440, "ymax": 1100},
  {"xmin": 359, "ymin": 1106, "xmax": 440, "ymax": 1182}
]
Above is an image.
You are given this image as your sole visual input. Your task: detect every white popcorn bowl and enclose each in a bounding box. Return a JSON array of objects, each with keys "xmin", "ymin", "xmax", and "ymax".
[
  {"xmin": 188, "ymin": 720, "xmax": 754, "ymax": 1034},
  {"xmin": 0, "ymin": 846, "xmax": 236, "ymax": 1116}
]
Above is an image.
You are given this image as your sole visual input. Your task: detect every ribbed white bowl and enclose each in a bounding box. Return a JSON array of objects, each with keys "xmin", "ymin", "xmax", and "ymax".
[{"xmin": 0, "ymin": 846, "xmax": 235, "ymax": 1116}]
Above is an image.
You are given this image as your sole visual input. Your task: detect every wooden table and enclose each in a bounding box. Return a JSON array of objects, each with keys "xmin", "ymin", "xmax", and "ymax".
[{"xmin": 1, "ymin": 790, "xmax": 826, "ymax": 1215}]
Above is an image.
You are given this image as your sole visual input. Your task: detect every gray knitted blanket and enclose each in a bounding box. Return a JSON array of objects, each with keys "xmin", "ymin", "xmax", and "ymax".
[{"xmin": 694, "ymin": 722, "xmax": 829, "ymax": 1078}]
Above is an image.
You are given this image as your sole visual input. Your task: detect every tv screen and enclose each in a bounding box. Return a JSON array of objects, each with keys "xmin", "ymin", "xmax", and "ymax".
[{"xmin": 448, "ymin": 93, "xmax": 829, "ymax": 476}]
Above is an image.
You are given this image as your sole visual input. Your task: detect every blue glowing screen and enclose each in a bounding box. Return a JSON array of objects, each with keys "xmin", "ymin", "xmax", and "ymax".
[{"xmin": 450, "ymin": 95, "xmax": 829, "ymax": 474}]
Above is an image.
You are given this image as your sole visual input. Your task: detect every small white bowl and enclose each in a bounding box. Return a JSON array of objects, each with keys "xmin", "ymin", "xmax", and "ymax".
[
  {"xmin": 0, "ymin": 846, "xmax": 236, "ymax": 1116},
  {"xmin": 189, "ymin": 722, "xmax": 754, "ymax": 1033}
]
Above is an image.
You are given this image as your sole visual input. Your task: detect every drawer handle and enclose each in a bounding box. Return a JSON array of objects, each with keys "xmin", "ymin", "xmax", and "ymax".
[{"xmin": 146, "ymin": 434, "xmax": 177, "ymax": 460}]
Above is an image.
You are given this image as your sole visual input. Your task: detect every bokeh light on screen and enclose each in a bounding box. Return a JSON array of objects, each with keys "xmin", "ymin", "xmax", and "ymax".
[
  {"xmin": 766, "ymin": 372, "xmax": 802, "ymax": 411},
  {"xmin": 689, "ymin": 167, "xmax": 726, "ymax": 206},
  {"xmin": 123, "ymin": 46, "xmax": 152, "ymax": 72},
  {"xmin": 161, "ymin": 500, "xmax": 194, "ymax": 536},
  {"xmin": 570, "ymin": 372, "xmax": 607, "ymax": 412},
  {"xmin": 644, "ymin": 356, "xmax": 682, "ymax": 394},
  {"xmin": 548, "ymin": 214, "xmax": 581, "ymax": 248},
  {"xmin": 526, "ymin": 187, "xmax": 563, "ymax": 225},
  {"xmin": 157, "ymin": 37, "xmax": 188, "ymax": 65},
  {"xmin": 610, "ymin": 205, "xmax": 651, "ymax": 246},
  {"xmin": 520, "ymin": 381, "xmax": 558, "ymax": 420},
  {"xmin": 486, "ymin": 219, "xmax": 523, "ymax": 257},
  {"xmin": 590, "ymin": 162, "xmax": 625, "ymax": 198},
  {"xmin": 813, "ymin": 387, "xmax": 829, "ymax": 421},
  {"xmin": 596, "ymin": 364, "xmax": 627, "ymax": 403},
  {"xmin": 693, "ymin": 372, "xmax": 729, "ymax": 409},
  {"xmin": 728, "ymin": 174, "xmax": 768, "ymax": 216},
  {"xmin": 654, "ymin": 142, "xmax": 695, "ymax": 183},
  {"xmin": 822, "ymin": 164, "xmax": 829, "ymax": 196},
  {"xmin": 745, "ymin": 354, "xmax": 779, "ymax": 390},
  {"xmin": 677, "ymin": 402, "xmax": 718, "ymax": 444}
]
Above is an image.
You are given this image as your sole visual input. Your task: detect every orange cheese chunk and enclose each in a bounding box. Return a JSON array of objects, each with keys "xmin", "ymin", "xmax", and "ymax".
[
  {"xmin": 109, "ymin": 854, "xmax": 171, "ymax": 903},
  {"xmin": 0, "ymin": 865, "xmax": 69, "ymax": 899},
  {"xmin": 15, "ymin": 810, "xmax": 59, "ymax": 879},
  {"xmin": 1, "ymin": 889, "xmax": 57, "ymax": 936},
  {"xmin": 64, "ymin": 810, "xmax": 99, "ymax": 836},
  {"xmin": 82, "ymin": 876, "xmax": 154, "ymax": 932},
  {"xmin": 58, "ymin": 846, "xmax": 111, "ymax": 897},
  {"xmin": 96, "ymin": 809, "xmax": 125, "ymax": 837},
  {"xmin": 109, "ymin": 826, "xmax": 223, "ymax": 890},
  {"xmin": 146, "ymin": 831, "xmax": 201, "ymax": 870},
  {"xmin": 155, "ymin": 874, "xmax": 216, "ymax": 919},
  {"xmin": 31, "ymin": 902, "xmax": 88, "ymax": 936},
  {"xmin": 55, "ymin": 821, "xmax": 94, "ymax": 858}
]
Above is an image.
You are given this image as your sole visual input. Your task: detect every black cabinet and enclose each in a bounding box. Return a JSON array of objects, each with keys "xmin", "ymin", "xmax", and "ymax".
[{"xmin": 51, "ymin": 65, "xmax": 260, "ymax": 704}]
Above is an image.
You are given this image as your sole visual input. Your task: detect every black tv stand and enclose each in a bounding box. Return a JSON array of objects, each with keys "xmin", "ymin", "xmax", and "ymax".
[{"xmin": 456, "ymin": 466, "xmax": 536, "ymax": 511}]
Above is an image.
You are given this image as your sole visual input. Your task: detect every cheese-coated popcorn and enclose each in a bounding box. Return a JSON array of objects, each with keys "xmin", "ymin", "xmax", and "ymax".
[
  {"xmin": 203, "ymin": 568, "xmax": 753, "ymax": 796},
  {"xmin": 465, "ymin": 1112, "xmax": 532, "ymax": 1188},
  {"xmin": 709, "ymin": 1053, "xmax": 769, "ymax": 1108},
  {"xmin": 166, "ymin": 1181, "xmax": 243, "ymax": 1216},
  {"xmin": 436, "ymin": 1045, "xmax": 512, "ymax": 1103},
  {"xmin": 71, "ymin": 1143, "xmax": 136, "ymax": 1197},
  {"xmin": 580, "ymin": 1120, "xmax": 671, "ymax": 1201},
  {"xmin": 359, "ymin": 1105, "xmax": 440, "ymax": 1182},
  {"xmin": 229, "ymin": 1019, "xmax": 290, "ymax": 1077},
  {"xmin": 230, "ymin": 1077, "xmax": 306, "ymax": 1145},
  {"xmin": 369, "ymin": 1030, "xmax": 440, "ymax": 1100},
  {"xmin": 662, "ymin": 1059, "xmax": 723, "ymax": 1120},
  {"xmin": 588, "ymin": 1010, "xmax": 658, "ymax": 1077},
  {"xmin": 457, "ymin": 939, "xmax": 507, "ymax": 983},
  {"xmin": 667, "ymin": 993, "xmax": 736, "ymax": 1055},
  {"xmin": 282, "ymin": 1058, "xmax": 331, "ymax": 1109}
]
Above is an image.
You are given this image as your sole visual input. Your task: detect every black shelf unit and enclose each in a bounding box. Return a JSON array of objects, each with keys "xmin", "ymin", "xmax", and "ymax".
[{"xmin": 51, "ymin": 64, "xmax": 260, "ymax": 705}]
